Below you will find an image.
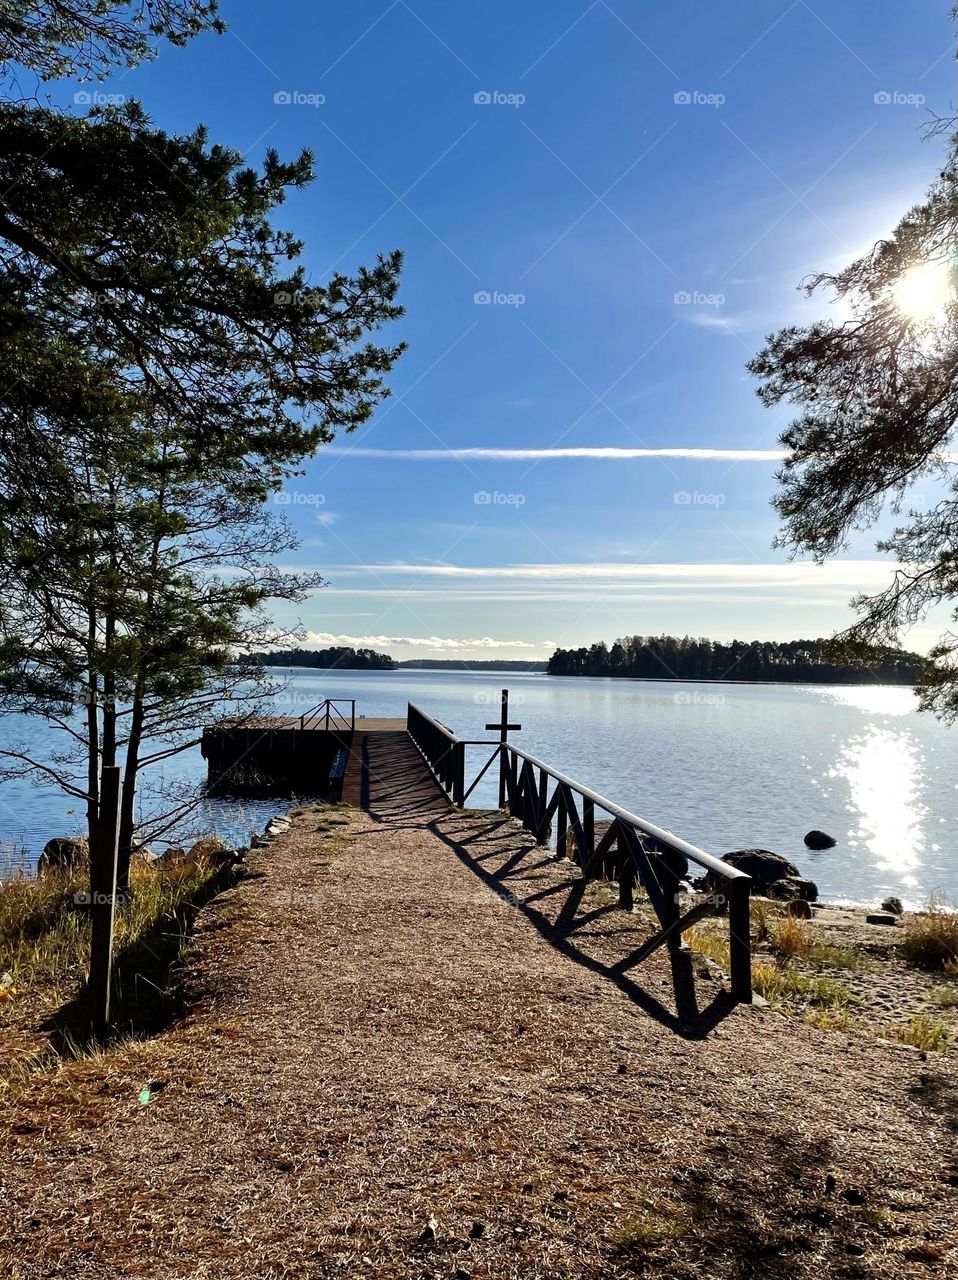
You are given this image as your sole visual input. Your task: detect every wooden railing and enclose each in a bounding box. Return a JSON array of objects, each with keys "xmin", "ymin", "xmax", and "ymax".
[
  {"xmin": 299, "ymin": 698, "xmax": 356, "ymax": 732},
  {"xmin": 406, "ymin": 700, "xmax": 753, "ymax": 1002}
]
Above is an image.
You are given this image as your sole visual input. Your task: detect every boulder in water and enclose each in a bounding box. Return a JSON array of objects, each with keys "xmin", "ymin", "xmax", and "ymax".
[{"xmin": 804, "ymin": 830, "xmax": 837, "ymax": 850}]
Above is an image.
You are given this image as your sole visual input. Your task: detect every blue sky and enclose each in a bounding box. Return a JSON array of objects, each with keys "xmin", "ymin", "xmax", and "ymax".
[{"xmin": 63, "ymin": 1, "xmax": 958, "ymax": 659}]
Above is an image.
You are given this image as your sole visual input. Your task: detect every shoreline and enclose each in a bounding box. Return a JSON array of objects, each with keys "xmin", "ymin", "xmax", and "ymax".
[{"xmin": 270, "ymin": 663, "xmax": 917, "ymax": 690}]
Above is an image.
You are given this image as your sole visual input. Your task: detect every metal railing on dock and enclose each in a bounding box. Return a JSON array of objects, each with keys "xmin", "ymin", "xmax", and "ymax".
[
  {"xmin": 299, "ymin": 698, "xmax": 356, "ymax": 732},
  {"xmin": 406, "ymin": 699, "xmax": 753, "ymax": 1002}
]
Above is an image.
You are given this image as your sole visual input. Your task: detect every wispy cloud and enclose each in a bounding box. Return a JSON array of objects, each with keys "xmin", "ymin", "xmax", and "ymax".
[
  {"xmin": 686, "ymin": 312, "xmax": 745, "ymax": 332},
  {"xmin": 301, "ymin": 631, "xmax": 552, "ymax": 651},
  {"xmin": 321, "ymin": 446, "xmax": 788, "ymax": 461},
  {"xmin": 324, "ymin": 559, "xmax": 899, "ymax": 585}
]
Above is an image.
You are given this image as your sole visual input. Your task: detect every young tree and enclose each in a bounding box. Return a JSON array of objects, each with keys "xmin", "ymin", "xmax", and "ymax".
[
  {"xmin": 0, "ymin": 404, "xmax": 321, "ymax": 873},
  {"xmin": 748, "ymin": 126, "xmax": 958, "ymax": 717},
  {"xmin": 0, "ymin": 110, "xmax": 404, "ymax": 861}
]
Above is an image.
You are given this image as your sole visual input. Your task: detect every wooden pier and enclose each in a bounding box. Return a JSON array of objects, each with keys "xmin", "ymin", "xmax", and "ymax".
[
  {"xmin": 202, "ymin": 692, "xmax": 753, "ymax": 1001},
  {"xmin": 200, "ymin": 697, "xmax": 406, "ymax": 793}
]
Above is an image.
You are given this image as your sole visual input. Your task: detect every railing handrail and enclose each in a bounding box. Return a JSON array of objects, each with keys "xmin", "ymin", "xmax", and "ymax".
[
  {"xmin": 406, "ymin": 697, "xmax": 752, "ymax": 999},
  {"xmin": 407, "ymin": 702, "xmax": 457, "ymax": 741},
  {"xmin": 407, "ymin": 702, "xmax": 742, "ymax": 883},
  {"xmin": 499, "ymin": 743, "xmax": 746, "ymax": 883}
]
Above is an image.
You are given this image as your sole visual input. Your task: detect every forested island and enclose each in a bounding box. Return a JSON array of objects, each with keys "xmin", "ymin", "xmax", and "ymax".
[
  {"xmin": 547, "ymin": 636, "xmax": 922, "ymax": 684},
  {"xmin": 249, "ymin": 646, "xmax": 397, "ymax": 670}
]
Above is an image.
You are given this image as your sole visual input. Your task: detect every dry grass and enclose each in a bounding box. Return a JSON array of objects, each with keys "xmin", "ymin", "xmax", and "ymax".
[
  {"xmin": 898, "ymin": 899, "xmax": 958, "ymax": 972},
  {"xmin": 683, "ymin": 925, "xmax": 730, "ymax": 971},
  {"xmin": 751, "ymin": 962, "xmax": 853, "ymax": 1012},
  {"xmin": 769, "ymin": 914, "xmax": 815, "ymax": 959},
  {"xmin": 615, "ymin": 1202, "xmax": 688, "ymax": 1247},
  {"xmin": 803, "ymin": 1005, "xmax": 856, "ymax": 1032},
  {"xmin": 683, "ymin": 926, "xmax": 854, "ymax": 1016},
  {"xmin": 807, "ymin": 940, "xmax": 871, "ymax": 970},
  {"xmin": 883, "ymin": 1014, "xmax": 955, "ymax": 1053},
  {"xmin": 0, "ymin": 840, "xmax": 236, "ymax": 1081}
]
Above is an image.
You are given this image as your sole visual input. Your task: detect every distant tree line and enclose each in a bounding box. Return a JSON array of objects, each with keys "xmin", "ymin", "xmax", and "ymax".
[
  {"xmin": 397, "ymin": 659, "xmax": 548, "ymax": 671},
  {"xmin": 547, "ymin": 636, "xmax": 922, "ymax": 684},
  {"xmin": 251, "ymin": 646, "xmax": 397, "ymax": 670}
]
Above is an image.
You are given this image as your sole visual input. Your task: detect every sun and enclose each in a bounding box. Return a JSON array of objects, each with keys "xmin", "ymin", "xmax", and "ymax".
[{"xmin": 892, "ymin": 260, "xmax": 953, "ymax": 323}]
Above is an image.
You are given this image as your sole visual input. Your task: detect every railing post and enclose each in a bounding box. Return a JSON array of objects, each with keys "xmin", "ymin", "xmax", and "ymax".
[
  {"xmin": 89, "ymin": 765, "xmax": 121, "ymax": 1037},
  {"xmin": 583, "ymin": 798, "xmax": 595, "ymax": 876},
  {"xmin": 536, "ymin": 768, "xmax": 549, "ymax": 844},
  {"xmin": 453, "ymin": 740, "xmax": 465, "ymax": 807},
  {"xmin": 659, "ymin": 858, "xmax": 682, "ymax": 951},
  {"xmin": 615, "ymin": 821, "xmax": 635, "ymax": 910},
  {"xmin": 498, "ymin": 689, "xmax": 508, "ymax": 808},
  {"xmin": 556, "ymin": 788, "xmax": 567, "ymax": 858},
  {"xmin": 727, "ymin": 875, "xmax": 753, "ymax": 1002}
]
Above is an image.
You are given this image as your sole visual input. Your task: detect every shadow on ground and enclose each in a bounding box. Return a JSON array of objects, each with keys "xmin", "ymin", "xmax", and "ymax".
[
  {"xmin": 431, "ymin": 809, "xmax": 740, "ymax": 1041},
  {"xmin": 41, "ymin": 860, "xmax": 243, "ymax": 1057}
]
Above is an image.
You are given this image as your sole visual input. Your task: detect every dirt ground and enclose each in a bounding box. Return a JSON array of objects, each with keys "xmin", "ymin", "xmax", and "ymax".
[{"xmin": 1, "ymin": 732, "xmax": 955, "ymax": 1279}]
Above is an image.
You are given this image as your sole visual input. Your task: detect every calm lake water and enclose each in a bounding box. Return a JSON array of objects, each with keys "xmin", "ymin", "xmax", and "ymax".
[{"xmin": 1, "ymin": 669, "xmax": 956, "ymax": 908}]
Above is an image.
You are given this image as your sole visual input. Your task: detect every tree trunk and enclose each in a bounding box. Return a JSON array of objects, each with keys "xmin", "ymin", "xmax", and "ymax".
[{"xmin": 115, "ymin": 692, "xmax": 144, "ymax": 895}]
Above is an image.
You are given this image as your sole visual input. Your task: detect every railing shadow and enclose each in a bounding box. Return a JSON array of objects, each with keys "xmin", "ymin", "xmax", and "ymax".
[{"xmin": 429, "ymin": 810, "xmax": 739, "ymax": 1041}]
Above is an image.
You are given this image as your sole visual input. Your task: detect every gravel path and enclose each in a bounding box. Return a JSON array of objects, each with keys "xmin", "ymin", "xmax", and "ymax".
[{"xmin": 1, "ymin": 732, "xmax": 955, "ymax": 1279}]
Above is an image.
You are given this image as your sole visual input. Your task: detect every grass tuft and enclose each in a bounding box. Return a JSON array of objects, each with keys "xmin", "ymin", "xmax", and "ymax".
[
  {"xmin": 752, "ymin": 962, "xmax": 853, "ymax": 1011},
  {"xmin": 769, "ymin": 915, "xmax": 815, "ymax": 959},
  {"xmin": 616, "ymin": 1205, "xmax": 687, "ymax": 1248},
  {"xmin": 898, "ymin": 899, "xmax": 958, "ymax": 972},
  {"xmin": 883, "ymin": 1014, "xmax": 954, "ymax": 1053}
]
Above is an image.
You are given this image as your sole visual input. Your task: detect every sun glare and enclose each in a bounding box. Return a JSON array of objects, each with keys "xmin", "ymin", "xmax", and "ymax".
[{"xmin": 892, "ymin": 260, "xmax": 953, "ymax": 323}]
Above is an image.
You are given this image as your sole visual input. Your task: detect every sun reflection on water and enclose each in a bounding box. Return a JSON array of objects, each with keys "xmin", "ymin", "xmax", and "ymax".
[
  {"xmin": 831, "ymin": 726, "xmax": 927, "ymax": 885},
  {"xmin": 818, "ymin": 685, "xmax": 918, "ymax": 716}
]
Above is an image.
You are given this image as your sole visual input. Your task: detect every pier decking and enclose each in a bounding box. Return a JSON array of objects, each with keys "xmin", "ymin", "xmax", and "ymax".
[{"xmin": 199, "ymin": 698, "xmax": 406, "ymax": 790}]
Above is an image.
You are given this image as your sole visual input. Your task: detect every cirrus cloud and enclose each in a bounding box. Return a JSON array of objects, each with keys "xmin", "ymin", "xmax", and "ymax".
[{"xmin": 300, "ymin": 631, "xmax": 553, "ymax": 652}]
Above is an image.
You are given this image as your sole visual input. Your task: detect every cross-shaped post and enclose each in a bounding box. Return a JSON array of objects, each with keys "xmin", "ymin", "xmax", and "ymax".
[{"xmin": 486, "ymin": 688, "xmax": 521, "ymax": 809}]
